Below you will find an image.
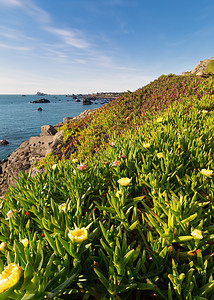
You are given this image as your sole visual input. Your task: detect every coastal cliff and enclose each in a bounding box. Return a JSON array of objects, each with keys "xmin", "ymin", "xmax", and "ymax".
[{"xmin": 0, "ymin": 108, "xmax": 97, "ymax": 196}]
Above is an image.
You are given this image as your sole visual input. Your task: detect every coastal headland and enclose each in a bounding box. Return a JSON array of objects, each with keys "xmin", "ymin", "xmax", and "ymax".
[
  {"xmin": 0, "ymin": 92, "xmax": 123, "ymax": 196},
  {"xmin": 0, "ymin": 108, "xmax": 97, "ymax": 196}
]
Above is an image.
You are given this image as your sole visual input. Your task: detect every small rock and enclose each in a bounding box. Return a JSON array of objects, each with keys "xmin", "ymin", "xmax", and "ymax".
[
  {"xmin": 63, "ymin": 117, "xmax": 73, "ymax": 124},
  {"xmin": 0, "ymin": 139, "xmax": 9, "ymax": 145},
  {"xmin": 38, "ymin": 107, "xmax": 43, "ymax": 111},
  {"xmin": 31, "ymin": 99, "xmax": 50, "ymax": 103},
  {"xmin": 40, "ymin": 125, "xmax": 57, "ymax": 136},
  {"xmin": 82, "ymin": 98, "xmax": 92, "ymax": 105}
]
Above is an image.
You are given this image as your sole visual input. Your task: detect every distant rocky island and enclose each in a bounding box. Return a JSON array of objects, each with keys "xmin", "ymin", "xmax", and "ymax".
[{"xmin": 36, "ymin": 91, "xmax": 47, "ymax": 96}]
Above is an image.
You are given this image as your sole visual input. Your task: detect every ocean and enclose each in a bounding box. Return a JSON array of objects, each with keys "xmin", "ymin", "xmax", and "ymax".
[{"xmin": 0, "ymin": 94, "xmax": 103, "ymax": 161}]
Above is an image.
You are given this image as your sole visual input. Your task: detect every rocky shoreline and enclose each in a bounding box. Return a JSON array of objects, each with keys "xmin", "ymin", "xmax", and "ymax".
[{"xmin": 0, "ymin": 108, "xmax": 97, "ymax": 197}]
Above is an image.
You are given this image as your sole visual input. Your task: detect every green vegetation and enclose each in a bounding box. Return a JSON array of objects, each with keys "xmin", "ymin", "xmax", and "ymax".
[
  {"xmin": 0, "ymin": 74, "xmax": 213, "ymax": 299},
  {"xmin": 206, "ymin": 60, "xmax": 214, "ymax": 75}
]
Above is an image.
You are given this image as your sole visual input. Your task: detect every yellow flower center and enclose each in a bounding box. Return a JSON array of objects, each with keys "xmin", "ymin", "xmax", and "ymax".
[
  {"xmin": 117, "ymin": 177, "xmax": 132, "ymax": 186},
  {"xmin": 68, "ymin": 228, "xmax": 88, "ymax": 243},
  {"xmin": 157, "ymin": 152, "xmax": 163, "ymax": 159},
  {"xmin": 0, "ymin": 263, "xmax": 22, "ymax": 294},
  {"xmin": 157, "ymin": 117, "xmax": 163, "ymax": 122}
]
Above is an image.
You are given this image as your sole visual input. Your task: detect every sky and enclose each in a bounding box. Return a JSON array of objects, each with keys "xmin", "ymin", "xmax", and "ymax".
[{"xmin": 0, "ymin": 0, "xmax": 214, "ymax": 94}]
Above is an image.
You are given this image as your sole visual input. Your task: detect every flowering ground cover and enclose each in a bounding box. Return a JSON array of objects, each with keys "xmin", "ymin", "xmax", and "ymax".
[{"xmin": 0, "ymin": 74, "xmax": 213, "ymax": 299}]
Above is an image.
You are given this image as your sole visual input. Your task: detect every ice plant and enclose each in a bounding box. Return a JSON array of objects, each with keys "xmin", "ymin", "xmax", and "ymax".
[
  {"xmin": 143, "ymin": 142, "xmax": 151, "ymax": 148},
  {"xmin": 157, "ymin": 152, "xmax": 164, "ymax": 159},
  {"xmin": 21, "ymin": 238, "xmax": 29, "ymax": 248},
  {"xmin": 157, "ymin": 117, "xmax": 163, "ymax": 122},
  {"xmin": 59, "ymin": 203, "xmax": 71, "ymax": 212},
  {"xmin": 68, "ymin": 227, "xmax": 88, "ymax": 243},
  {"xmin": 191, "ymin": 229, "xmax": 203, "ymax": 240},
  {"xmin": 78, "ymin": 163, "xmax": 87, "ymax": 171},
  {"xmin": 118, "ymin": 177, "xmax": 132, "ymax": 186},
  {"xmin": 116, "ymin": 190, "xmax": 122, "ymax": 197},
  {"xmin": 7, "ymin": 210, "xmax": 13, "ymax": 218},
  {"xmin": 0, "ymin": 242, "xmax": 6, "ymax": 252},
  {"xmin": 112, "ymin": 160, "xmax": 120, "ymax": 167},
  {"xmin": 52, "ymin": 164, "xmax": 57, "ymax": 170},
  {"xmin": 72, "ymin": 158, "xmax": 78, "ymax": 163},
  {"xmin": 0, "ymin": 263, "xmax": 22, "ymax": 294},
  {"xmin": 200, "ymin": 169, "xmax": 213, "ymax": 177}
]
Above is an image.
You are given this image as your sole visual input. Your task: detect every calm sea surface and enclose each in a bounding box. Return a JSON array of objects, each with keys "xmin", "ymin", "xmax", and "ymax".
[{"xmin": 0, "ymin": 95, "xmax": 102, "ymax": 160}]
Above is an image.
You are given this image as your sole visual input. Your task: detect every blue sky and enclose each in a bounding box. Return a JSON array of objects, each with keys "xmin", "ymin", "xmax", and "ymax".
[{"xmin": 0, "ymin": 0, "xmax": 214, "ymax": 94}]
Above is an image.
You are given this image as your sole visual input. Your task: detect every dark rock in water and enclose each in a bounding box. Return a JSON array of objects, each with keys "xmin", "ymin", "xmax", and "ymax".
[
  {"xmin": 75, "ymin": 99, "xmax": 80, "ymax": 102},
  {"xmin": 31, "ymin": 99, "xmax": 50, "ymax": 103},
  {"xmin": 82, "ymin": 98, "xmax": 92, "ymax": 105},
  {"xmin": 0, "ymin": 139, "xmax": 9, "ymax": 145},
  {"xmin": 38, "ymin": 107, "xmax": 43, "ymax": 111}
]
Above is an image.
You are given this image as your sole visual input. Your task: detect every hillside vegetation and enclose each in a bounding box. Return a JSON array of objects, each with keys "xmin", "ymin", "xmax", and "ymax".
[
  {"xmin": 45, "ymin": 74, "xmax": 214, "ymax": 162},
  {"xmin": 0, "ymin": 74, "xmax": 214, "ymax": 299}
]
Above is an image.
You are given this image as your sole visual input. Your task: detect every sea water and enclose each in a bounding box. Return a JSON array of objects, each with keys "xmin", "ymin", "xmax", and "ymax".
[{"xmin": 0, "ymin": 95, "xmax": 102, "ymax": 160}]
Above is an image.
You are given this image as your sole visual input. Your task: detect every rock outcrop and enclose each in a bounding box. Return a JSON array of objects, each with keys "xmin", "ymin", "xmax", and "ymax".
[
  {"xmin": 31, "ymin": 99, "xmax": 50, "ymax": 103},
  {"xmin": 181, "ymin": 57, "xmax": 214, "ymax": 76},
  {"xmin": 0, "ymin": 108, "xmax": 97, "ymax": 196},
  {"xmin": 82, "ymin": 98, "xmax": 92, "ymax": 105}
]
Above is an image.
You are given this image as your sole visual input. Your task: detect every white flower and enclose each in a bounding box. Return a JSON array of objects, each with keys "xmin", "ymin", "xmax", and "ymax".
[
  {"xmin": 191, "ymin": 229, "xmax": 203, "ymax": 239},
  {"xmin": 200, "ymin": 169, "xmax": 213, "ymax": 177},
  {"xmin": 157, "ymin": 152, "xmax": 163, "ymax": 159}
]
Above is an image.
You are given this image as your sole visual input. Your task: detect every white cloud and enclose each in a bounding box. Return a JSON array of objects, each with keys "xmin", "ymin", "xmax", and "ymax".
[
  {"xmin": 0, "ymin": 0, "xmax": 51, "ymax": 23},
  {"xmin": 45, "ymin": 27, "xmax": 90, "ymax": 49},
  {"xmin": 0, "ymin": 26, "xmax": 36, "ymax": 42},
  {"xmin": 0, "ymin": 42, "xmax": 31, "ymax": 51},
  {"xmin": 0, "ymin": 0, "xmax": 23, "ymax": 7},
  {"xmin": 22, "ymin": 0, "xmax": 51, "ymax": 24}
]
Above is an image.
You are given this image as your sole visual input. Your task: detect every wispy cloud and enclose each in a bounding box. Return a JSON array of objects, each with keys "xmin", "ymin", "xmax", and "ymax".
[
  {"xmin": 0, "ymin": 42, "xmax": 31, "ymax": 51},
  {"xmin": 0, "ymin": 0, "xmax": 23, "ymax": 7},
  {"xmin": 0, "ymin": 0, "xmax": 51, "ymax": 23},
  {"xmin": 0, "ymin": 26, "xmax": 36, "ymax": 41},
  {"xmin": 45, "ymin": 26, "xmax": 90, "ymax": 49}
]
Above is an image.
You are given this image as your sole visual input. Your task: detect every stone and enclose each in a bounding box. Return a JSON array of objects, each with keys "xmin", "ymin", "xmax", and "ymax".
[
  {"xmin": 191, "ymin": 59, "xmax": 210, "ymax": 76},
  {"xmin": 82, "ymin": 98, "xmax": 92, "ymax": 105},
  {"xmin": 31, "ymin": 99, "xmax": 50, "ymax": 103},
  {"xmin": 0, "ymin": 139, "xmax": 9, "ymax": 145},
  {"xmin": 63, "ymin": 117, "xmax": 73, "ymax": 124},
  {"xmin": 38, "ymin": 107, "xmax": 43, "ymax": 111},
  {"xmin": 75, "ymin": 99, "xmax": 80, "ymax": 102},
  {"xmin": 40, "ymin": 125, "xmax": 57, "ymax": 136}
]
